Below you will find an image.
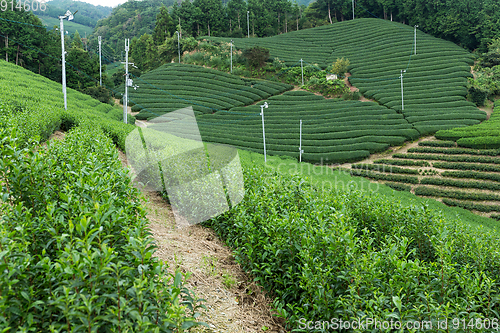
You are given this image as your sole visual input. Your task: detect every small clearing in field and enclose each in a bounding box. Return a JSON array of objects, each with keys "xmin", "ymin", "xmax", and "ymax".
[{"xmin": 116, "ymin": 149, "xmax": 287, "ymax": 333}]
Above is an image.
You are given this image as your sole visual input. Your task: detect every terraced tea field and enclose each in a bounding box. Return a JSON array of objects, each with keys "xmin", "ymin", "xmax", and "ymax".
[
  {"xmin": 124, "ymin": 63, "xmax": 292, "ymax": 119},
  {"xmin": 436, "ymin": 100, "xmax": 500, "ymax": 148},
  {"xmin": 350, "ymin": 135, "xmax": 500, "ymax": 219},
  {"xmin": 208, "ymin": 18, "xmax": 486, "ymax": 135}
]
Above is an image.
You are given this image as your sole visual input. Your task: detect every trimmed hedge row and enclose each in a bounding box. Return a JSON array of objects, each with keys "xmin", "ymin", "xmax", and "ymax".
[
  {"xmin": 442, "ymin": 199, "xmax": 500, "ymax": 213},
  {"xmin": 384, "ymin": 182, "xmax": 412, "ymax": 192},
  {"xmin": 433, "ymin": 161, "xmax": 500, "ymax": 172},
  {"xmin": 374, "ymin": 158, "xmax": 430, "ymax": 167},
  {"xmin": 350, "ymin": 168, "xmax": 420, "ymax": 184},
  {"xmin": 352, "ymin": 163, "xmax": 419, "ymax": 175},
  {"xmin": 0, "ymin": 125, "xmax": 204, "ymax": 331},
  {"xmin": 420, "ymin": 177, "xmax": 500, "ymax": 191},
  {"xmin": 418, "ymin": 140, "xmax": 456, "ymax": 147},
  {"xmin": 414, "ymin": 186, "xmax": 500, "ymax": 201},
  {"xmin": 393, "ymin": 153, "xmax": 500, "ymax": 164},
  {"xmin": 457, "ymin": 136, "xmax": 500, "ymax": 149},
  {"xmin": 408, "ymin": 147, "xmax": 500, "ymax": 156},
  {"xmin": 442, "ymin": 170, "xmax": 500, "ymax": 183}
]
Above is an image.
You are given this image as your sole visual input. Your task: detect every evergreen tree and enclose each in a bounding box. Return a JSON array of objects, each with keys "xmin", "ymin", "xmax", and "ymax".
[{"xmin": 153, "ymin": 5, "xmax": 175, "ymax": 45}]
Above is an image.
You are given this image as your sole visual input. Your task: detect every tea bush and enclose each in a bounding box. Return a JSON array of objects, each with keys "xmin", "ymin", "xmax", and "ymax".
[
  {"xmin": 393, "ymin": 153, "xmax": 500, "ymax": 164},
  {"xmin": 418, "ymin": 140, "xmax": 456, "ymax": 147},
  {"xmin": 350, "ymin": 168, "xmax": 420, "ymax": 183},
  {"xmin": 204, "ymin": 165, "xmax": 500, "ymax": 331},
  {"xmin": 442, "ymin": 198, "xmax": 500, "ymax": 213},
  {"xmin": 414, "ymin": 186, "xmax": 500, "ymax": 201},
  {"xmin": 352, "ymin": 163, "xmax": 419, "ymax": 175},
  {"xmin": 408, "ymin": 146, "xmax": 500, "ymax": 156},
  {"xmin": 0, "ymin": 125, "xmax": 205, "ymax": 332},
  {"xmin": 374, "ymin": 158, "xmax": 430, "ymax": 167}
]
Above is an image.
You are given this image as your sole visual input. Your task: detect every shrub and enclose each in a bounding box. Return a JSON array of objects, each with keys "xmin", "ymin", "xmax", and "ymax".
[
  {"xmin": 242, "ymin": 46, "xmax": 270, "ymax": 69},
  {"xmin": 203, "ymin": 164, "xmax": 500, "ymax": 331},
  {"xmin": 0, "ymin": 126, "xmax": 205, "ymax": 331}
]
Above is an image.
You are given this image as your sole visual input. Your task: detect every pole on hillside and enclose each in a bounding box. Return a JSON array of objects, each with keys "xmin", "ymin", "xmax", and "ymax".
[
  {"xmin": 300, "ymin": 58, "xmax": 304, "ymax": 86},
  {"xmin": 58, "ymin": 10, "xmax": 76, "ymax": 110},
  {"xmin": 60, "ymin": 17, "xmax": 67, "ymax": 110},
  {"xmin": 230, "ymin": 39, "xmax": 233, "ymax": 73},
  {"xmin": 414, "ymin": 25, "xmax": 418, "ymax": 55},
  {"xmin": 176, "ymin": 31, "xmax": 181, "ymax": 63},
  {"xmin": 299, "ymin": 119, "xmax": 303, "ymax": 162},
  {"xmin": 400, "ymin": 69, "xmax": 406, "ymax": 111},
  {"xmin": 247, "ymin": 11, "xmax": 250, "ymax": 38},
  {"xmin": 352, "ymin": 0, "xmax": 355, "ymax": 20},
  {"xmin": 98, "ymin": 36, "xmax": 102, "ymax": 86},
  {"xmin": 260, "ymin": 102, "xmax": 268, "ymax": 162},
  {"xmin": 124, "ymin": 38, "xmax": 129, "ymax": 124}
]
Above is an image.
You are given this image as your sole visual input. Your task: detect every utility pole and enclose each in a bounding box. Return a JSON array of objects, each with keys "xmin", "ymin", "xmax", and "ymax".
[
  {"xmin": 299, "ymin": 119, "xmax": 303, "ymax": 162},
  {"xmin": 352, "ymin": 0, "xmax": 355, "ymax": 20},
  {"xmin": 230, "ymin": 39, "xmax": 233, "ymax": 73},
  {"xmin": 400, "ymin": 69, "xmax": 406, "ymax": 111},
  {"xmin": 300, "ymin": 58, "xmax": 304, "ymax": 86},
  {"xmin": 414, "ymin": 25, "xmax": 418, "ymax": 55},
  {"xmin": 260, "ymin": 102, "xmax": 268, "ymax": 162},
  {"xmin": 176, "ymin": 31, "xmax": 180, "ymax": 63},
  {"xmin": 123, "ymin": 38, "xmax": 129, "ymax": 124},
  {"xmin": 98, "ymin": 36, "xmax": 102, "ymax": 86},
  {"xmin": 247, "ymin": 11, "xmax": 250, "ymax": 38},
  {"xmin": 58, "ymin": 10, "xmax": 76, "ymax": 110}
]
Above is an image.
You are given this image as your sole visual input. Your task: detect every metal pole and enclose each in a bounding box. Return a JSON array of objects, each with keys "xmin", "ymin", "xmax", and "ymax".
[
  {"xmin": 60, "ymin": 17, "xmax": 67, "ymax": 110},
  {"xmin": 300, "ymin": 58, "xmax": 304, "ymax": 86},
  {"xmin": 299, "ymin": 119, "xmax": 303, "ymax": 162},
  {"xmin": 230, "ymin": 39, "xmax": 233, "ymax": 74},
  {"xmin": 177, "ymin": 31, "xmax": 180, "ymax": 63},
  {"xmin": 260, "ymin": 104, "xmax": 267, "ymax": 162},
  {"xmin": 414, "ymin": 25, "xmax": 418, "ymax": 55},
  {"xmin": 352, "ymin": 0, "xmax": 354, "ymax": 20},
  {"xmin": 400, "ymin": 69, "xmax": 405, "ymax": 111},
  {"xmin": 124, "ymin": 38, "xmax": 129, "ymax": 124},
  {"xmin": 98, "ymin": 36, "xmax": 102, "ymax": 86},
  {"xmin": 247, "ymin": 11, "xmax": 250, "ymax": 38}
]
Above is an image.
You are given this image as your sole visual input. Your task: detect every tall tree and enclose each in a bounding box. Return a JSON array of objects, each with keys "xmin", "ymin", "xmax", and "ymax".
[{"xmin": 153, "ymin": 5, "xmax": 175, "ymax": 45}]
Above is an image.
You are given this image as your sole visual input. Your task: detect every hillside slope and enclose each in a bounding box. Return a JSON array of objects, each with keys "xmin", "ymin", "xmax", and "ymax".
[
  {"xmin": 209, "ymin": 18, "xmax": 486, "ymax": 135},
  {"xmin": 0, "ymin": 59, "xmax": 134, "ymax": 149}
]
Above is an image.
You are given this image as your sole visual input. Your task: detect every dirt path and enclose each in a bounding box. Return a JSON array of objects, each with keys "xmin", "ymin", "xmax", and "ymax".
[
  {"xmin": 116, "ymin": 150, "xmax": 287, "ymax": 333},
  {"xmin": 337, "ymin": 135, "xmax": 435, "ymax": 169}
]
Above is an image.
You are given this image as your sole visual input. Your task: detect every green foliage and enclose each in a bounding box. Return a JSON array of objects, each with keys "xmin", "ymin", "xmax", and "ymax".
[
  {"xmin": 383, "ymin": 182, "xmax": 412, "ymax": 192},
  {"xmin": 433, "ymin": 161, "xmax": 500, "ymax": 173},
  {"xmin": 352, "ymin": 163, "xmax": 419, "ymax": 175},
  {"xmin": 374, "ymin": 158, "xmax": 430, "ymax": 167},
  {"xmin": 208, "ymin": 19, "xmax": 486, "ymax": 134},
  {"xmin": 393, "ymin": 153, "xmax": 500, "ymax": 165},
  {"xmin": 329, "ymin": 57, "xmax": 350, "ymax": 77},
  {"xmin": 418, "ymin": 140, "xmax": 456, "ymax": 148},
  {"xmin": 442, "ymin": 198, "xmax": 500, "ymax": 213},
  {"xmin": 204, "ymin": 164, "xmax": 500, "ymax": 331},
  {"xmin": 408, "ymin": 146, "xmax": 500, "ymax": 156},
  {"xmin": 0, "ymin": 126, "xmax": 205, "ymax": 331},
  {"xmin": 350, "ymin": 168, "xmax": 420, "ymax": 183},
  {"xmin": 83, "ymin": 86, "xmax": 114, "ymax": 105},
  {"xmin": 421, "ymin": 177, "xmax": 500, "ymax": 191},
  {"xmin": 0, "ymin": 59, "xmax": 135, "ymax": 151},
  {"xmin": 242, "ymin": 46, "xmax": 270, "ymax": 69},
  {"xmin": 415, "ymin": 186, "xmax": 500, "ymax": 202},
  {"xmin": 442, "ymin": 170, "xmax": 500, "ymax": 183}
]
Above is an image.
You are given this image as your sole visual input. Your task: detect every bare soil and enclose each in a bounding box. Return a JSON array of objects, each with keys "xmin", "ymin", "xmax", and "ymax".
[{"xmin": 116, "ymin": 149, "xmax": 288, "ymax": 333}]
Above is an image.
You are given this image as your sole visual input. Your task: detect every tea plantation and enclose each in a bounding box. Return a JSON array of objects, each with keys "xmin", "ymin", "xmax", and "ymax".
[
  {"xmin": 0, "ymin": 60, "xmax": 205, "ymax": 331},
  {"xmin": 121, "ymin": 63, "xmax": 292, "ymax": 119},
  {"xmin": 436, "ymin": 100, "xmax": 500, "ymax": 148},
  {"xmin": 160, "ymin": 89, "xmax": 419, "ymax": 163},
  {"xmin": 209, "ymin": 18, "xmax": 486, "ymax": 135}
]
